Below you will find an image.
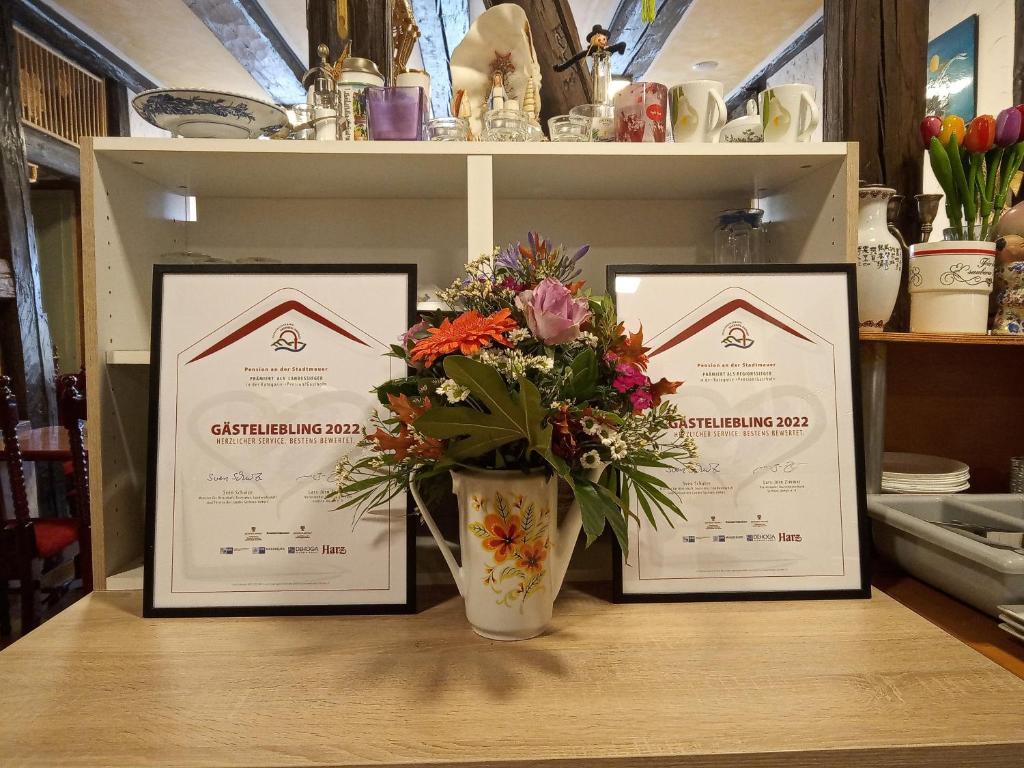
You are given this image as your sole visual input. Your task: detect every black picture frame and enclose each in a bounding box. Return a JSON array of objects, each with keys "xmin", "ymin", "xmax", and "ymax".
[
  {"xmin": 607, "ymin": 264, "xmax": 870, "ymax": 603},
  {"xmin": 144, "ymin": 264, "xmax": 417, "ymax": 617}
]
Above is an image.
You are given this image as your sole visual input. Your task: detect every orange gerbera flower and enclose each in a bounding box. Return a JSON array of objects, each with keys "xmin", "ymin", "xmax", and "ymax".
[
  {"xmin": 515, "ymin": 539, "xmax": 548, "ymax": 573},
  {"xmin": 482, "ymin": 513, "xmax": 523, "ymax": 563},
  {"xmin": 410, "ymin": 309, "xmax": 517, "ymax": 367}
]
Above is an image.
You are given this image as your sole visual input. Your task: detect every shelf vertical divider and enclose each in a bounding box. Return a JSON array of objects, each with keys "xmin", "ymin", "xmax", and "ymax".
[{"xmin": 466, "ymin": 154, "xmax": 494, "ymax": 261}]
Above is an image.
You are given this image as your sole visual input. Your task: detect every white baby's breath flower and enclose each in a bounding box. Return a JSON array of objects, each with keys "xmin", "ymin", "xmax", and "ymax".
[
  {"xmin": 577, "ymin": 331, "xmax": 599, "ymax": 347},
  {"xmin": 580, "ymin": 450, "xmax": 602, "ymax": 469},
  {"xmin": 508, "ymin": 328, "xmax": 531, "ymax": 344},
  {"xmin": 436, "ymin": 378, "xmax": 471, "ymax": 403},
  {"xmin": 529, "ymin": 355, "xmax": 554, "ymax": 372}
]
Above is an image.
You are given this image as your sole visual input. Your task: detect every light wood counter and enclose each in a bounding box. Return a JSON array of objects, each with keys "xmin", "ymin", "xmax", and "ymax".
[{"xmin": 2, "ymin": 588, "xmax": 1024, "ymax": 767}]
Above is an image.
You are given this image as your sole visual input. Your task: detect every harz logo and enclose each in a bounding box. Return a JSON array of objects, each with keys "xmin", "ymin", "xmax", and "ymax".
[
  {"xmin": 721, "ymin": 321, "xmax": 754, "ymax": 349},
  {"xmin": 271, "ymin": 323, "xmax": 306, "ymax": 353}
]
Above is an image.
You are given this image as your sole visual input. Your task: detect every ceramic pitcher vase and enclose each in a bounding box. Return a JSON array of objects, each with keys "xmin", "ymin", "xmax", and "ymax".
[
  {"xmin": 412, "ymin": 467, "xmax": 599, "ymax": 640},
  {"xmin": 856, "ymin": 186, "xmax": 903, "ymax": 331}
]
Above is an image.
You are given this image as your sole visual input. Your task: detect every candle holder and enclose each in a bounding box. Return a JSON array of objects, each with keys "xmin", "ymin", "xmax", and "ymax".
[
  {"xmin": 426, "ymin": 117, "xmax": 469, "ymax": 141},
  {"xmin": 366, "ymin": 86, "xmax": 425, "ymax": 141},
  {"xmin": 915, "ymin": 193, "xmax": 943, "ymax": 243},
  {"xmin": 481, "ymin": 109, "xmax": 528, "ymax": 142}
]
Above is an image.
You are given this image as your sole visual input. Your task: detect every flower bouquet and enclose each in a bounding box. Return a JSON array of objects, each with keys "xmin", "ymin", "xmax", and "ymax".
[{"xmin": 330, "ymin": 233, "xmax": 696, "ymax": 638}]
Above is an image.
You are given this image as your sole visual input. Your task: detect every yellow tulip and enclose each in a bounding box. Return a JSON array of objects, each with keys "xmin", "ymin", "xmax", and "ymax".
[{"xmin": 939, "ymin": 114, "xmax": 966, "ymax": 145}]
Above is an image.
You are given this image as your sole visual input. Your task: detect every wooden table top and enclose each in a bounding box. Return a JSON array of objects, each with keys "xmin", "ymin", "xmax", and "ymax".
[
  {"xmin": 0, "ymin": 425, "xmax": 71, "ymax": 461},
  {"xmin": 1, "ymin": 588, "xmax": 1023, "ymax": 767}
]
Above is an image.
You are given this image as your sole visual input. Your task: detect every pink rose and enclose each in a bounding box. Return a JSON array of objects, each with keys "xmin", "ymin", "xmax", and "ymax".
[{"xmin": 515, "ymin": 278, "xmax": 591, "ymax": 345}]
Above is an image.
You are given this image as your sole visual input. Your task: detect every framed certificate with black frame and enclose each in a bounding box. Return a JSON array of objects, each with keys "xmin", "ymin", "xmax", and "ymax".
[
  {"xmin": 609, "ymin": 265, "xmax": 869, "ymax": 602},
  {"xmin": 144, "ymin": 264, "xmax": 416, "ymax": 617}
]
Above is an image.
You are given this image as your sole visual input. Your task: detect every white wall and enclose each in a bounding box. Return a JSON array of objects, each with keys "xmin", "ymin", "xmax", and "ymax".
[{"xmin": 922, "ymin": 0, "xmax": 1017, "ymax": 236}]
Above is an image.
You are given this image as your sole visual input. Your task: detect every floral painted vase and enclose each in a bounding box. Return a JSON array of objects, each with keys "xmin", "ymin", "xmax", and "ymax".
[
  {"xmin": 856, "ymin": 186, "xmax": 903, "ymax": 331},
  {"xmin": 412, "ymin": 466, "xmax": 601, "ymax": 640},
  {"xmin": 993, "ymin": 261, "xmax": 1024, "ymax": 334}
]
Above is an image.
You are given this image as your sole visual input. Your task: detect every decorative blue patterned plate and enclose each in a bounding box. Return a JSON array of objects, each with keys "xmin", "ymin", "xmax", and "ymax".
[{"xmin": 132, "ymin": 89, "xmax": 288, "ymax": 138}]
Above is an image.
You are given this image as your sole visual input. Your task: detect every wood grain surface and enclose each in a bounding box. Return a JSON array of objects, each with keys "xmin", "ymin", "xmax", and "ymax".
[{"xmin": 1, "ymin": 588, "xmax": 1023, "ymax": 767}]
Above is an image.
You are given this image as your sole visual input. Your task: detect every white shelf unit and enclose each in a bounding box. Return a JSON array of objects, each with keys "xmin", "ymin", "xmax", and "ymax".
[{"xmin": 83, "ymin": 138, "xmax": 856, "ymax": 589}]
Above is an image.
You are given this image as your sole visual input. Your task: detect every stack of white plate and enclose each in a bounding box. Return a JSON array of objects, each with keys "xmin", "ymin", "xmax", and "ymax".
[
  {"xmin": 997, "ymin": 605, "xmax": 1024, "ymax": 644},
  {"xmin": 882, "ymin": 452, "xmax": 970, "ymax": 494}
]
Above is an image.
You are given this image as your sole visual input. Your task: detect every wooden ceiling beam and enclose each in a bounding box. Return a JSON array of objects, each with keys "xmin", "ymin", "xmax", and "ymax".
[
  {"xmin": 411, "ymin": 0, "xmax": 469, "ymax": 117},
  {"xmin": 608, "ymin": 0, "xmax": 694, "ymax": 79},
  {"xmin": 184, "ymin": 0, "xmax": 305, "ymax": 104},
  {"xmin": 9, "ymin": 0, "xmax": 155, "ymax": 94}
]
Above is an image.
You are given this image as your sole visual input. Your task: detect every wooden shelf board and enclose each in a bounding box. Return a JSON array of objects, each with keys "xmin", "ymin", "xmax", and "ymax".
[
  {"xmin": 91, "ymin": 137, "xmax": 851, "ymax": 201},
  {"xmin": 2, "ymin": 588, "xmax": 1024, "ymax": 767},
  {"xmin": 105, "ymin": 350, "xmax": 150, "ymax": 365},
  {"xmin": 860, "ymin": 331, "xmax": 1024, "ymax": 345}
]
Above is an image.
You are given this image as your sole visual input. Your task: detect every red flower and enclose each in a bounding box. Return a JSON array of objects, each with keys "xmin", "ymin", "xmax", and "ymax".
[{"xmin": 515, "ymin": 540, "xmax": 548, "ymax": 573}]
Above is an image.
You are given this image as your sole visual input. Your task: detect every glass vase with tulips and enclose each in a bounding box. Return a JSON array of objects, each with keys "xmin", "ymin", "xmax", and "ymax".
[{"xmin": 921, "ymin": 106, "xmax": 1024, "ymax": 240}]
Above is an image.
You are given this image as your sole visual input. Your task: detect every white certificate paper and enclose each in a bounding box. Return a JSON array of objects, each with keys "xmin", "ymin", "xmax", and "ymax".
[
  {"xmin": 614, "ymin": 268, "xmax": 867, "ymax": 599},
  {"xmin": 145, "ymin": 268, "xmax": 413, "ymax": 614}
]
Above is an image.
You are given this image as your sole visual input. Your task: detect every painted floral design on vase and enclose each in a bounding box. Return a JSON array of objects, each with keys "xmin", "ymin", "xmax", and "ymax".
[
  {"xmin": 472, "ymin": 489, "xmax": 551, "ymax": 607},
  {"xmin": 856, "ymin": 186, "xmax": 903, "ymax": 331},
  {"xmin": 993, "ymin": 261, "xmax": 1024, "ymax": 334}
]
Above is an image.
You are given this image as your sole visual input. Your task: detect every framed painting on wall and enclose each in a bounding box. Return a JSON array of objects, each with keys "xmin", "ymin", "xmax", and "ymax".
[{"xmin": 926, "ymin": 15, "xmax": 978, "ymax": 121}]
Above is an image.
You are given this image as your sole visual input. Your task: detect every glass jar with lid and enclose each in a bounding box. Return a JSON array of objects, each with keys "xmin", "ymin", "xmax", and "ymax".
[
  {"xmin": 713, "ymin": 209, "xmax": 767, "ymax": 264},
  {"xmin": 339, "ymin": 57, "xmax": 385, "ymax": 140}
]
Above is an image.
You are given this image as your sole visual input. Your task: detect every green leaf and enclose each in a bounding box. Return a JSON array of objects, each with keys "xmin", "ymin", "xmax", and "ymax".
[
  {"xmin": 574, "ymin": 481, "xmax": 607, "ymax": 545},
  {"xmin": 413, "ymin": 356, "xmax": 551, "ymax": 461},
  {"xmin": 375, "ymin": 377, "xmax": 420, "ymax": 405},
  {"xmin": 565, "ymin": 348, "xmax": 598, "ymax": 400}
]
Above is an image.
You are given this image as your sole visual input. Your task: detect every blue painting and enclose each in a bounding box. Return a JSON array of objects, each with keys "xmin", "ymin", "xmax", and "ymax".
[{"xmin": 926, "ymin": 15, "xmax": 978, "ymax": 121}]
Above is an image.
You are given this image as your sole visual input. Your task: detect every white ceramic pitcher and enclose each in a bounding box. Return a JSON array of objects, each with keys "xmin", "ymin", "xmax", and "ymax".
[{"xmin": 412, "ymin": 466, "xmax": 600, "ymax": 640}]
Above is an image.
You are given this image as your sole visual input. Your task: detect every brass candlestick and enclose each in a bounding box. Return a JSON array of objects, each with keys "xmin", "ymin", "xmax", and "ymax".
[{"xmin": 915, "ymin": 193, "xmax": 943, "ymax": 243}]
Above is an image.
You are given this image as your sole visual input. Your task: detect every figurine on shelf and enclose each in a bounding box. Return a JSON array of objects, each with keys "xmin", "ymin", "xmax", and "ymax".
[
  {"xmin": 488, "ymin": 72, "xmax": 507, "ymax": 111},
  {"xmin": 554, "ymin": 24, "xmax": 625, "ymax": 105}
]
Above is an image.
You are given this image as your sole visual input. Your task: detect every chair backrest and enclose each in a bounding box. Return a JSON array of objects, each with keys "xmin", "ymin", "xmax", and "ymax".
[
  {"xmin": 57, "ymin": 372, "xmax": 88, "ymax": 522},
  {"xmin": 0, "ymin": 376, "xmax": 31, "ymax": 523}
]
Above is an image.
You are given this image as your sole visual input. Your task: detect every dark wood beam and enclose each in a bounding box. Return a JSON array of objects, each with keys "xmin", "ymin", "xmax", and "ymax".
[
  {"xmin": 825, "ymin": 0, "xmax": 928, "ymax": 332},
  {"xmin": 484, "ymin": 0, "xmax": 592, "ymax": 128},
  {"xmin": 0, "ymin": 1, "xmax": 56, "ymax": 424},
  {"xmin": 608, "ymin": 0, "xmax": 693, "ymax": 79},
  {"xmin": 184, "ymin": 0, "xmax": 305, "ymax": 104},
  {"xmin": 350, "ymin": 1, "xmax": 391, "ymax": 82},
  {"xmin": 411, "ymin": 0, "xmax": 469, "ymax": 117},
  {"xmin": 726, "ymin": 13, "xmax": 824, "ymax": 114},
  {"xmin": 105, "ymin": 77, "xmax": 130, "ymax": 138},
  {"xmin": 23, "ymin": 126, "xmax": 79, "ymax": 179},
  {"xmin": 10, "ymin": 0, "xmax": 155, "ymax": 94},
  {"xmin": 307, "ymin": 0, "xmax": 347, "ymax": 68}
]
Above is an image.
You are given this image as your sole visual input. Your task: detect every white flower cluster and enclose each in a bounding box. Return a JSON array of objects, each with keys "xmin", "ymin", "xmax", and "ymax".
[
  {"xmin": 508, "ymin": 327, "xmax": 531, "ymax": 344},
  {"xmin": 575, "ymin": 331, "xmax": 599, "ymax": 348},
  {"xmin": 580, "ymin": 450, "xmax": 602, "ymax": 468},
  {"xmin": 436, "ymin": 378, "xmax": 471, "ymax": 403},
  {"xmin": 477, "ymin": 348, "xmax": 553, "ymax": 380},
  {"xmin": 582, "ymin": 416, "xmax": 628, "ymax": 460}
]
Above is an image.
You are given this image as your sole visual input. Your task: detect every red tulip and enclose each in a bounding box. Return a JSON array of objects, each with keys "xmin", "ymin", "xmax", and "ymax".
[
  {"xmin": 964, "ymin": 114, "xmax": 995, "ymax": 153},
  {"xmin": 920, "ymin": 115, "xmax": 942, "ymax": 148}
]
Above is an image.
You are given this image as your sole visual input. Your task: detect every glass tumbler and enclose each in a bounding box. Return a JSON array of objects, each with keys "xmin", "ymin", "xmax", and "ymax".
[
  {"xmin": 481, "ymin": 109, "xmax": 528, "ymax": 142},
  {"xmin": 614, "ymin": 82, "xmax": 668, "ymax": 142},
  {"xmin": 714, "ymin": 209, "xmax": 767, "ymax": 264},
  {"xmin": 426, "ymin": 117, "xmax": 469, "ymax": 141},
  {"xmin": 570, "ymin": 103, "xmax": 615, "ymax": 142},
  {"xmin": 288, "ymin": 104, "xmax": 313, "ymax": 140},
  {"xmin": 366, "ymin": 86, "xmax": 425, "ymax": 140},
  {"xmin": 548, "ymin": 115, "xmax": 589, "ymax": 142}
]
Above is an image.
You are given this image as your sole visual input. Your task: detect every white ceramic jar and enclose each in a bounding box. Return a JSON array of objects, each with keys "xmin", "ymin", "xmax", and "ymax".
[
  {"xmin": 856, "ymin": 186, "xmax": 903, "ymax": 332},
  {"xmin": 908, "ymin": 240, "xmax": 996, "ymax": 333}
]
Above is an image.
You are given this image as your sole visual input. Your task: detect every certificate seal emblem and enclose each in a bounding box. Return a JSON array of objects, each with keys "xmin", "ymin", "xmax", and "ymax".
[
  {"xmin": 271, "ymin": 323, "xmax": 306, "ymax": 352},
  {"xmin": 721, "ymin": 321, "xmax": 754, "ymax": 349}
]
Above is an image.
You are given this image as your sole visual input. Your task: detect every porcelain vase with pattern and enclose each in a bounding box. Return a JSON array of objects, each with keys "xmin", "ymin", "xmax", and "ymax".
[
  {"xmin": 856, "ymin": 186, "xmax": 903, "ymax": 332},
  {"xmin": 908, "ymin": 240, "xmax": 996, "ymax": 333},
  {"xmin": 412, "ymin": 466, "xmax": 602, "ymax": 640},
  {"xmin": 993, "ymin": 261, "xmax": 1024, "ymax": 334}
]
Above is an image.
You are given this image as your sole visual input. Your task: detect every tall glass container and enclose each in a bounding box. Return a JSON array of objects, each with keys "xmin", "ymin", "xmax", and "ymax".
[
  {"xmin": 714, "ymin": 209, "xmax": 766, "ymax": 264},
  {"xmin": 591, "ymin": 50, "xmax": 613, "ymax": 106}
]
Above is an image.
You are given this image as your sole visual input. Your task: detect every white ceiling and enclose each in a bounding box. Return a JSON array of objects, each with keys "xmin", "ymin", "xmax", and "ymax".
[{"xmin": 34, "ymin": 1, "xmax": 818, "ymax": 104}]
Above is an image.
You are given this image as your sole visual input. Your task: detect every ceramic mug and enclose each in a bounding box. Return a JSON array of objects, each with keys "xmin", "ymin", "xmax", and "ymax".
[
  {"xmin": 614, "ymin": 82, "xmax": 668, "ymax": 143},
  {"xmin": 759, "ymin": 83, "xmax": 820, "ymax": 142},
  {"xmin": 669, "ymin": 80, "xmax": 727, "ymax": 142}
]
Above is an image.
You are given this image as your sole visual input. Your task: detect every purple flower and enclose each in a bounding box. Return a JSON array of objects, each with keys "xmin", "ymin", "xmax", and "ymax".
[
  {"xmin": 515, "ymin": 278, "xmax": 591, "ymax": 345},
  {"xmin": 571, "ymin": 244, "xmax": 590, "ymax": 263},
  {"xmin": 400, "ymin": 320, "xmax": 428, "ymax": 347},
  {"xmin": 996, "ymin": 107, "xmax": 1022, "ymax": 147},
  {"xmin": 495, "ymin": 242, "xmax": 521, "ymax": 270}
]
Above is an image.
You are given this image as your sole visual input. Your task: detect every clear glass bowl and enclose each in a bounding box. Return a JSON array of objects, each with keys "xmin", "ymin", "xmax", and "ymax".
[
  {"xmin": 426, "ymin": 117, "xmax": 469, "ymax": 141},
  {"xmin": 481, "ymin": 109, "xmax": 528, "ymax": 142},
  {"xmin": 548, "ymin": 115, "xmax": 589, "ymax": 142}
]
